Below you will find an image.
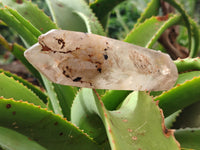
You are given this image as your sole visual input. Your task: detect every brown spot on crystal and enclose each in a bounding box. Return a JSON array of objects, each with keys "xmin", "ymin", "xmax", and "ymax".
[
  {"xmin": 97, "ymin": 68, "xmax": 102, "ymax": 73},
  {"xmin": 41, "ymin": 44, "xmax": 51, "ymax": 52},
  {"xmin": 104, "ymin": 54, "xmax": 108, "ymax": 60},
  {"xmin": 56, "ymin": 38, "xmax": 65, "ymax": 49},
  {"xmin": 73, "ymin": 77, "xmax": 82, "ymax": 82}
]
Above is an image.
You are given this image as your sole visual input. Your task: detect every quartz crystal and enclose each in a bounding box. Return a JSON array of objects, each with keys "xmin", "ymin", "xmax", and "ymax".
[{"xmin": 24, "ymin": 30, "xmax": 178, "ymax": 91}]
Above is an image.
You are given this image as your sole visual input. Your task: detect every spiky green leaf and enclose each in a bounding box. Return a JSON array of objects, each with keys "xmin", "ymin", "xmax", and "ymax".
[
  {"xmin": 45, "ymin": 0, "xmax": 105, "ymax": 35},
  {"xmin": 0, "ymin": 98, "xmax": 101, "ymax": 150},
  {"xmin": 0, "ymin": 73, "xmax": 46, "ymax": 108}
]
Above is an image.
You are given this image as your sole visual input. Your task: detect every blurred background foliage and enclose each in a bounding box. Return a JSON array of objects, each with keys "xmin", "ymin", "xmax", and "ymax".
[{"xmin": 0, "ymin": 0, "xmax": 200, "ymax": 65}]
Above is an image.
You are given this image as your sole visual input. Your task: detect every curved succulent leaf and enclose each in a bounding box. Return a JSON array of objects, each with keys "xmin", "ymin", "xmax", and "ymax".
[
  {"xmin": 155, "ymin": 76, "xmax": 200, "ymax": 117},
  {"xmin": 165, "ymin": 110, "xmax": 182, "ymax": 129},
  {"xmin": 71, "ymin": 89, "xmax": 107, "ymax": 144},
  {"xmin": 0, "ymin": 127, "xmax": 46, "ymax": 150},
  {"xmin": 134, "ymin": 0, "xmax": 160, "ymax": 27},
  {"xmin": 52, "ymin": 83, "xmax": 77, "ymax": 120},
  {"xmin": 189, "ymin": 19, "xmax": 200, "ymax": 57},
  {"xmin": 124, "ymin": 14, "xmax": 182, "ymax": 48},
  {"xmin": 1, "ymin": 0, "xmax": 57, "ymax": 33},
  {"xmin": 174, "ymin": 58, "xmax": 200, "ymax": 73},
  {"xmin": 175, "ymin": 128, "xmax": 200, "ymax": 150},
  {"xmin": 172, "ymin": 101, "xmax": 200, "ymax": 129},
  {"xmin": 74, "ymin": 11, "xmax": 104, "ymax": 35},
  {"xmin": 45, "ymin": 0, "xmax": 105, "ymax": 35},
  {"xmin": 41, "ymin": 76, "xmax": 63, "ymax": 116},
  {"xmin": 0, "ymin": 69, "xmax": 48, "ymax": 104},
  {"xmin": 6, "ymin": 6, "xmax": 41, "ymax": 37},
  {"xmin": 101, "ymin": 90, "xmax": 131, "ymax": 110},
  {"xmin": 0, "ymin": 73, "xmax": 46, "ymax": 108},
  {"xmin": 0, "ymin": 98, "xmax": 101, "ymax": 150},
  {"xmin": 175, "ymin": 71, "xmax": 200, "ymax": 85},
  {"xmin": 90, "ymin": 0, "xmax": 125, "ymax": 27},
  {"xmin": 0, "ymin": 24, "xmax": 43, "ymax": 84},
  {"xmin": 0, "ymin": 7, "xmax": 37, "ymax": 45},
  {"xmin": 163, "ymin": 0, "xmax": 192, "ymax": 49}
]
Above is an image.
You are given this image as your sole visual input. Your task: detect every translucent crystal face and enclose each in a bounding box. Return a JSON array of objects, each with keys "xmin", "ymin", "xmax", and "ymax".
[{"xmin": 24, "ymin": 29, "xmax": 178, "ymax": 91}]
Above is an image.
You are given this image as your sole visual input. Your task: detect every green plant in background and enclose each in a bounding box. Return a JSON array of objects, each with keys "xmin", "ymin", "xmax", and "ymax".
[{"xmin": 0, "ymin": 0, "xmax": 199, "ymax": 149}]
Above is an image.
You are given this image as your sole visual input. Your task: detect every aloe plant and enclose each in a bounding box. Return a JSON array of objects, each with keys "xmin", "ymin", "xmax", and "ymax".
[{"xmin": 0, "ymin": 0, "xmax": 199, "ymax": 149}]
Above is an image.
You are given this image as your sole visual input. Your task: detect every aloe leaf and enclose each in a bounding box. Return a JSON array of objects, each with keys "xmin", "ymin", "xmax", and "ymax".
[
  {"xmin": 0, "ymin": 19, "xmax": 7, "ymax": 26},
  {"xmin": 175, "ymin": 128, "xmax": 200, "ymax": 150},
  {"xmin": 53, "ymin": 83, "xmax": 78, "ymax": 120},
  {"xmin": 71, "ymin": 89, "xmax": 108, "ymax": 145},
  {"xmin": 71, "ymin": 89, "xmax": 180, "ymax": 149},
  {"xmin": 165, "ymin": 110, "xmax": 181, "ymax": 129},
  {"xmin": 95, "ymin": 89, "xmax": 106, "ymax": 97},
  {"xmin": 74, "ymin": 11, "xmax": 106, "ymax": 35},
  {"xmin": 0, "ymin": 16, "xmax": 43, "ymax": 84},
  {"xmin": 155, "ymin": 76, "xmax": 200, "ymax": 117},
  {"xmin": 45, "ymin": 0, "xmax": 85, "ymax": 31},
  {"xmin": 90, "ymin": 0, "xmax": 125, "ymax": 27},
  {"xmin": 41, "ymin": 76, "xmax": 63, "ymax": 116},
  {"xmin": 0, "ymin": 127, "xmax": 46, "ymax": 150},
  {"xmin": 153, "ymin": 62, "xmax": 200, "ymax": 117},
  {"xmin": 151, "ymin": 71, "xmax": 200, "ymax": 97},
  {"xmin": 0, "ymin": 98, "xmax": 101, "ymax": 150},
  {"xmin": 189, "ymin": 19, "xmax": 200, "ymax": 57},
  {"xmin": 101, "ymin": 90, "xmax": 131, "ymax": 110},
  {"xmin": 163, "ymin": 0, "xmax": 192, "ymax": 49},
  {"xmin": 39, "ymin": 73, "xmax": 77, "ymax": 118},
  {"xmin": 45, "ymin": 0, "xmax": 105, "ymax": 35},
  {"xmin": 74, "ymin": 11, "xmax": 105, "ymax": 35},
  {"xmin": 6, "ymin": 6, "xmax": 41, "ymax": 37},
  {"xmin": 135, "ymin": 0, "xmax": 160, "ymax": 27},
  {"xmin": 0, "ymin": 34, "xmax": 10, "ymax": 50},
  {"xmin": 172, "ymin": 101, "xmax": 200, "ymax": 129},
  {"xmin": 103, "ymin": 91, "xmax": 180, "ymax": 149},
  {"xmin": 175, "ymin": 71, "xmax": 200, "ymax": 85},
  {"xmin": 1, "ymin": 0, "xmax": 57, "ymax": 33},
  {"xmin": 124, "ymin": 14, "xmax": 182, "ymax": 48},
  {"xmin": 0, "ymin": 69, "xmax": 48, "ymax": 104},
  {"xmin": 0, "ymin": 7, "xmax": 37, "ymax": 45},
  {"xmin": 174, "ymin": 58, "xmax": 200, "ymax": 73},
  {"xmin": 0, "ymin": 73, "xmax": 46, "ymax": 108}
]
